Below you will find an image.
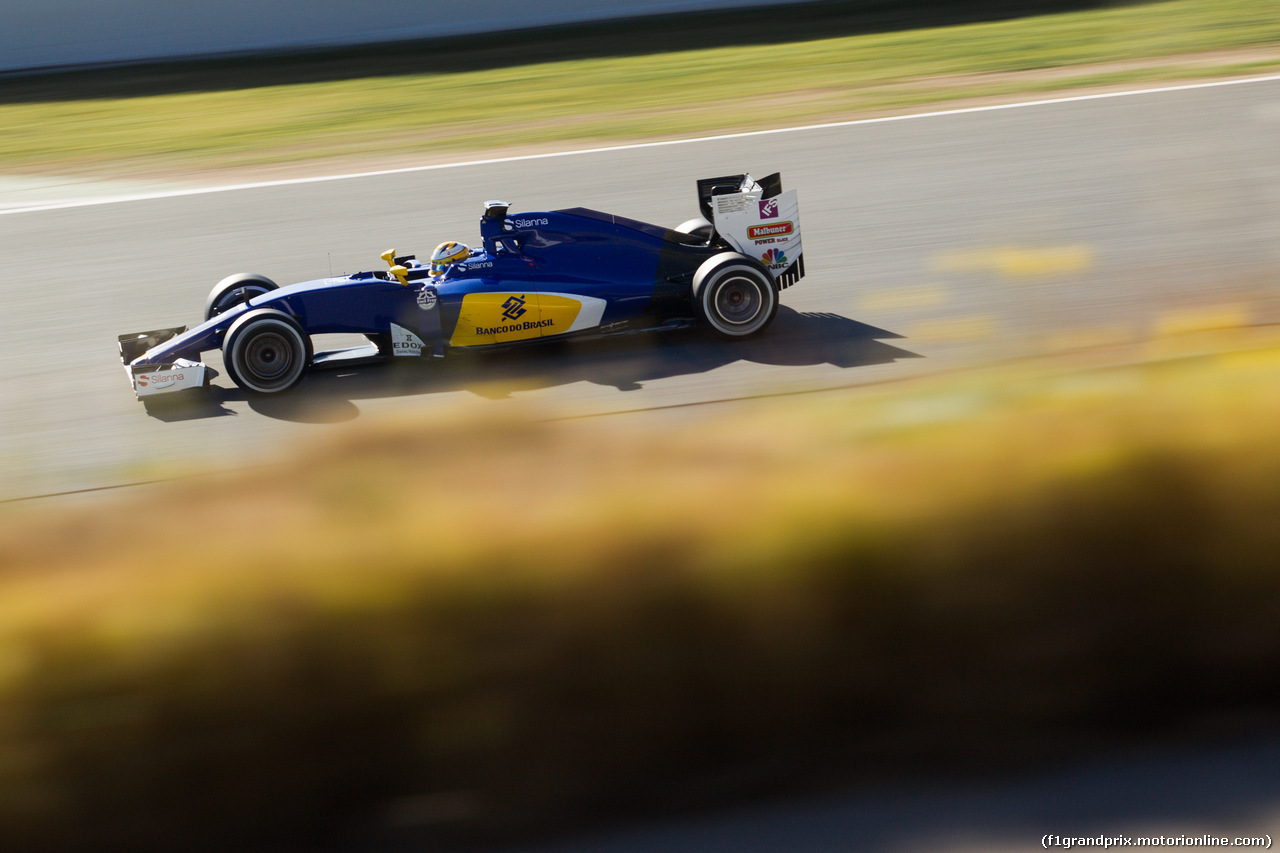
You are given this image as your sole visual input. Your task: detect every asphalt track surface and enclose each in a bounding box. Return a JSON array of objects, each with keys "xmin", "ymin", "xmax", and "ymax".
[{"xmin": 2, "ymin": 77, "xmax": 1279, "ymax": 502}]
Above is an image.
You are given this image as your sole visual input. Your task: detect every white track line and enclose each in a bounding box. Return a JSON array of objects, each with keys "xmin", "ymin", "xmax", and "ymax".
[{"xmin": 4, "ymin": 73, "xmax": 1280, "ymax": 217}]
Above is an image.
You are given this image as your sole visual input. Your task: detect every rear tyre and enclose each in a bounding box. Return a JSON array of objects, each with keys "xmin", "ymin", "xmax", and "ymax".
[
  {"xmin": 675, "ymin": 217, "xmax": 715, "ymax": 242},
  {"xmin": 222, "ymin": 308, "xmax": 311, "ymax": 395},
  {"xmin": 692, "ymin": 257, "xmax": 778, "ymax": 339},
  {"xmin": 205, "ymin": 273, "xmax": 278, "ymax": 321}
]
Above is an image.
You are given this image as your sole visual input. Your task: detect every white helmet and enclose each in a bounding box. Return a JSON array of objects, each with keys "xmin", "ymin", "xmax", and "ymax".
[{"xmin": 430, "ymin": 241, "xmax": 470, "ymax": 276}]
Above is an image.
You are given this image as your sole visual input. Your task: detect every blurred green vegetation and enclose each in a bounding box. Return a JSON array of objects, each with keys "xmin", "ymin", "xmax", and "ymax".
[
  {"xmin": 2, "ymin": 330, "xmax": 1280, "ymax": 849},
  {"xmin": 0, "ymin": 0, "xmax": 1277, "ymax": 175}
]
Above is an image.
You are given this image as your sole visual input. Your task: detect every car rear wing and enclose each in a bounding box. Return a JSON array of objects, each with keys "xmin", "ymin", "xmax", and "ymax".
[{"xmin": 698, "ymin": 172, "xmax": 805, "ymax": 289}]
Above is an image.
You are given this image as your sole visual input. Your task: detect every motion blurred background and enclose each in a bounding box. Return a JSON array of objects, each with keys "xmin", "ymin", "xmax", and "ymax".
[{"xmin": 1, "ymin": 1, "xmax": 1279, "ymax": 850}]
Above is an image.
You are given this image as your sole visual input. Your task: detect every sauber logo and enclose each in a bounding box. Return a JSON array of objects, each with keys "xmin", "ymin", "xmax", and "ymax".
[
  {"xmin": 501, "ymin": 295, "xmax": 528, "ymax": 321},
  {"xmin": 748, "ymin": 221, "xmax": 793, "ymax": 240},
  {"xmin": 759, "ymin": 198, "xmax": 779, "ymax": 218}
]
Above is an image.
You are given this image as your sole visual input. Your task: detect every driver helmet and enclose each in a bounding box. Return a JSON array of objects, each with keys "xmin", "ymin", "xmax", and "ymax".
[{"xmin": 430, "ymin": 241, "xmax": 470, "ymax": 276}]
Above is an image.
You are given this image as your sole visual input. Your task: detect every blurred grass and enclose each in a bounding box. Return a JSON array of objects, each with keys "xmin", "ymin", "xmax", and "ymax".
[
  {"xmin": 0, "ymin": 0, "xmax": 1278, "ymax": 175},
  {"xmin": 2, "ymin": 330, "xmax": 1280, "ymax": 849}
]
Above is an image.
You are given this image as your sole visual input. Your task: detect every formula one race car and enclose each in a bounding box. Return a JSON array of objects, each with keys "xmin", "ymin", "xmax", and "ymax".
[{"xmin": 118, "ymin": 172, "xmax": 804, "ymax": 400}]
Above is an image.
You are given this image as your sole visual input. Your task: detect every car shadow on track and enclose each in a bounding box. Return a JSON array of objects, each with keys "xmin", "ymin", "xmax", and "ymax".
[{"xmin": 145, "ymin": 308, "xmax": 920, "ymax": 424}]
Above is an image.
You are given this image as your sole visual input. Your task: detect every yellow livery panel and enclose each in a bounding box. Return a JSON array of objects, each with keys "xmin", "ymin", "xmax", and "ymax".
[
  {"xmin": 449, "ymin": 293, "xmax": 584, "ymax": 346},
  {"xmin": 537, "ymin": 295, "xmax": 588, "ymax": 334}
]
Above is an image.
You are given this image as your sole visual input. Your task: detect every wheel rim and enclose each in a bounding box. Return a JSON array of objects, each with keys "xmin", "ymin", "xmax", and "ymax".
[
  {"xmin": 712, "ymin": 274, "xmax": 764, "ymax": 326},
  {"xmin": 244, "ymin": 331, "xmax": 293, "ymax": 382}
]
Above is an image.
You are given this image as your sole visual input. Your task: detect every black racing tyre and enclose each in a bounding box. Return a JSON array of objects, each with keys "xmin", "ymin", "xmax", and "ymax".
[
  {"xmin": 205, "ymin": 273, "xmax": 279, "ymax": 321},
  {"xmin": 222, "ymin": 308, "xmax": 311, "ymax": 395},
  {"xmin": 692, "ymin": 256, "xmax": 778, "ymax": 339},
  {"xmin": 675, "ymin": 217, "xmax": 715, "ymax": 242}
]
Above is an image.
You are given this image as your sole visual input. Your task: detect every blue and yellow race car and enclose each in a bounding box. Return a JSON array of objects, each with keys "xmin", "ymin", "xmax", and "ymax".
[{"xmin": 118, "ymin": 172, "xmax": 804, "ymax": 399}]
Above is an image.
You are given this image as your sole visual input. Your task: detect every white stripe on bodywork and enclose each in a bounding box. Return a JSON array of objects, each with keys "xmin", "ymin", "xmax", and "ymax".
[{"xmin": 541, "ymin": 293, "xmax": 607, "ymax": 333}]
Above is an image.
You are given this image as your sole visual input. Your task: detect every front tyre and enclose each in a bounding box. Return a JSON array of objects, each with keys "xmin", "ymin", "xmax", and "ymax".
[
  {"xmin": 222, "ymin": 308, "xmax": 311, "ymax": 395},
  {"xmin": 692, "ymin": 256, "xmax": 778, "ymax": 339},
  {"xmin": 205, "ymin": 273, "xmax": 278, "ymax": 321}
]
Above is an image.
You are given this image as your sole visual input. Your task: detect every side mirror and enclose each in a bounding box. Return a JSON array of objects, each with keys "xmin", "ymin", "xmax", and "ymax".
[{"xmin": 381, "ymin": 249, "xmax": 409, "ymax": 285}]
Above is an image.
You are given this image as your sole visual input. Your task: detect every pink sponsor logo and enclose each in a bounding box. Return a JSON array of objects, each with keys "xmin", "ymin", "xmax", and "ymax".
[{"xmin": 759, "ymin": 198, "xmax": 779, "ymax": 218}]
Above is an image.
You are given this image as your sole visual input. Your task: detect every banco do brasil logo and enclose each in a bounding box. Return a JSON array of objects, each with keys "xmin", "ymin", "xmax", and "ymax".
[{"xmin": 502, "ymin": 295, "xmax": 528, "ymax": 321}]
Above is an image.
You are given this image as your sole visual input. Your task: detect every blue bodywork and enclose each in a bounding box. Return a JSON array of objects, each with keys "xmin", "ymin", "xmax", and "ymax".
[
  {"xmin": 131, "ymin": 207, "xmax": 718, "ymax": 369},
  {"xmin": 120, "ymin": 173, "xmax": 806, "ymax": 399}
]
